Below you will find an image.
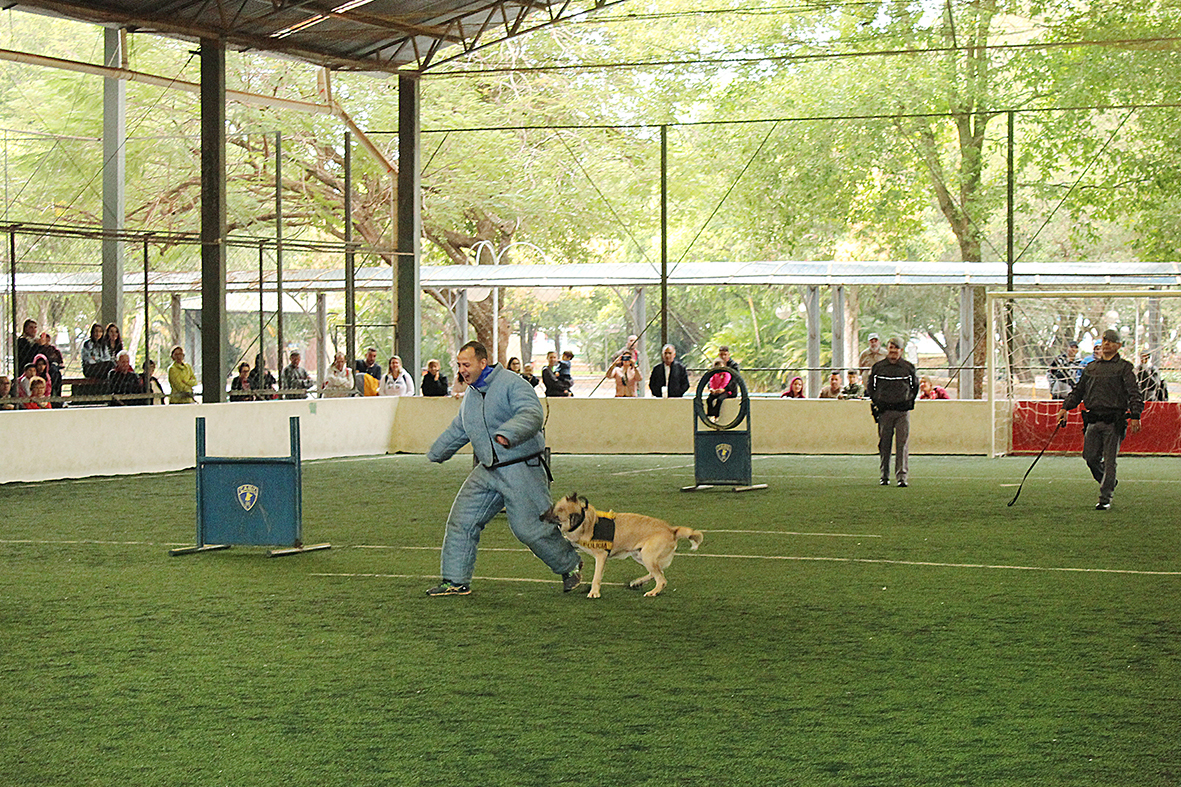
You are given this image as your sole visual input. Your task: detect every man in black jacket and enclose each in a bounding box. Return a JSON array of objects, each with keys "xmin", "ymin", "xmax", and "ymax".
[
  {"xmin": 1058, "ymin": 329, "xmax": 1143, "ymax": 510},
  {"xmin": 649, "ymin": 344, "xmax": 690, "ymax": 398},
  {"xmin": 867, "ymin": 338, "xmax": 919, "ymax": 487}
]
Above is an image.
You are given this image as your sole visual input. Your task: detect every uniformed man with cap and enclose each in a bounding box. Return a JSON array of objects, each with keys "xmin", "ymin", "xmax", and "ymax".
[{"xmin": 1057, "ymin": 329, "xmax": 1143, "ymax": 510}]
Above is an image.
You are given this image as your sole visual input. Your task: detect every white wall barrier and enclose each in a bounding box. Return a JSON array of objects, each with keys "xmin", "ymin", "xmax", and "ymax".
[{"xmin": 0, "ymin": 396, "xmax": 991, "ymax": 484}]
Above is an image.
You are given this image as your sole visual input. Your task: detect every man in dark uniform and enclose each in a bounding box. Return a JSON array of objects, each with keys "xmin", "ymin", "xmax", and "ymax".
[
  {"xmin": 867, "ymin": 338, "xmax": 919, "ymax": 487},
  {"xmin": 1057, "ymin": 329, "xmax": 1143, "ymax": 510}
]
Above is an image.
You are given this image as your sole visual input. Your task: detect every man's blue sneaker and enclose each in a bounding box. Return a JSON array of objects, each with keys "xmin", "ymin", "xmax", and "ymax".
[
  {"xmin": 562, "ymin": 560, "xmax": 583, "ymax": 593},
  {"xmin": 426, "ymin": 580, "xmax": 471, "ymax": 596}
]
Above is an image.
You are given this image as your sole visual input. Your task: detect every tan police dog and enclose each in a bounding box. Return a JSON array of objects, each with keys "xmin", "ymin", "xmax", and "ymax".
[{"xmin": 540, "ymin": 492, "xmax": 703, "ymax": 598}]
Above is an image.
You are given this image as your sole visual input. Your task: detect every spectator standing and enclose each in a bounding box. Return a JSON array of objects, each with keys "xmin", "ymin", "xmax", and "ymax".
[
  {"xmin": 168, "ymin": 346, "xmax": 198, "ymax": 404},
  {"xmin": 649, "ymin": 344, "xmax": 690, "ymax": 398},
  {"xmin": 321, "ymin": 353, "xmax": 353, "ymax": 398},
  {"xmin": 16, "ymin": 319, "xmax": 38, "ymax": 370},
  {"xmin": 858, "ymin": 333, "xmax": 887, "ymax": 381},
  {"xmin": 867, "ymin": 338, "xmax": 920, "ymax": 487},
  {"xmin": 421, "ymin": 359, "xmax": 449, "ymax": 397},
  {"xmin": 425, "ymin": 340, "xmax": 582, "ymax": 597},
  {"xmin": 355, "ymin": 347, "xmax": 382, "ymax": 381},
  {"xmin": 507, "ymin": 357, "xmax": 522, "ymax": 374},
  {"xmin": 1048, "ymin": 340, "xmax": 1083, "ymax": 400},
  {"xmin": 780, "ymin": 376, "xmax": 805, "ymax": 399},
  {"xmin": 1057, "ymin": 329, "xmax": 1143, "ymax": 510},
  {"xmin": 609, "ymin": 353, "xmax": 641, "ymax": 397},
  {"xmin": 919, "ymin": 376, "xmax": 951, "ymax": 400},
  {"xmin": 520, "ymin": 362, "xmax": 540, "ymax": 390},
  {"xmin": 542, "ymin": 351, "xmax": 572, "ymax": 397},
  {"xmin": 81, "ymin": 323, "xmax": 113, "ymax": 380},
  {"xmin": 280, "ymin": 351, "xmax": 313, "ymax": 400},
  {"xmin": 818, "ymin": 371, "xmax": 843, "ymax": 399},
  {"xmin": 0, "ymin": 375, "xmax": 13, "ymax": 410},
  {"xmin": 379, "ymin": 355, "xmax": 415, "ymax": 396},
  {"xmin": 1136, "ymin": 351, "xmax": 1168, "ymax": 402},
  {"xmin": 229, "ymin": 362, "xmax": 254, "ymax": 402},
  {"xmin": 840, "ymin": 369, "xmax": 865, "ymax": 399},
  {"xmin": 107, "ymin": 351, "xmax": 146, "ymax": 406},
  {"xmin": 718, "ymin": 345, "xmax": 740, "ymax": 371}
]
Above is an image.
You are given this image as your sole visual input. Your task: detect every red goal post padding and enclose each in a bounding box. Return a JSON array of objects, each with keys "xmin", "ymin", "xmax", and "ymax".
[{"xmin": 1011, "ymin": 401, "xmax": 1181, "ymax": 455}]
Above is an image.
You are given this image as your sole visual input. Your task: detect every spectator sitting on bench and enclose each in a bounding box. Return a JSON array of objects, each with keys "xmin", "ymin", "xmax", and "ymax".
[
  {"xmin": 107, "ymin": 351, "xmax": 145, "ymax": 406},
  {"xmin": 81, "ymin": 323, "xmax": 113, "ymax": 381},
  {"xmin": 280, "ymin": 350, "xmax": 313, "ymax": 400},
  {"xmin": 31, "ymin": 354, "xmax": 61, "ymax": 408},
  {"xmin": 321, "ymin": 353, "xmax": 353, "ymax": 398},
  {"xmin": 0, "ymin": 374, "xmax": 14, "ymax": 410},
  {"xmin": 15, "ymin": 362, "xmax": 36, "ymax": 399},
  {"xmin": 248, "ymin": 354, "xmax": 277, "ymax": 400},
  {"xmin": 105, "ymin": 323, "xmax": 124, "ymax": 359},
  {"xmin": 168, "ymin": 346, "xmax": 197, "ymax": 404},
  {"xmin": 230, "ymin": 362, "xmax": 254, "ymax": 401},
  {"xmin": 17, "ymin": 318, "xmax": 38, "ymax": 370},
  {"xmin": 144, "ymin": 359, "xmax": 165, "ymax": 404},
  {"xmin": 355, "ymin": 347, "xmax": 382, "ymax": 384},
  {"xmin": 24, "ymin": 377, "xmax": 52, "ymax": 410}
]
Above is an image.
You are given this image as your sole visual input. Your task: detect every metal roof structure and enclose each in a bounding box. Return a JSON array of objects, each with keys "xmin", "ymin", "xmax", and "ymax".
[
  {"xmin": 8, "ymin": 0, "xmax": 615, "ymax": 73},
  {"xmin": 10, "ymin": 260, "xmax": 1181, "ymax": 294}
]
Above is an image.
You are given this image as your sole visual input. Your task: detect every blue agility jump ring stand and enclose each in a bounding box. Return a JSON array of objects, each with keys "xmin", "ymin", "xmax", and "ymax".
[
  {"xmin": 681, "ymin": 369, "xmax": 767, "ymax": 493},
  {"xmin": 170, "ymin": 416, "xmax": 330, "ymax": 557}
]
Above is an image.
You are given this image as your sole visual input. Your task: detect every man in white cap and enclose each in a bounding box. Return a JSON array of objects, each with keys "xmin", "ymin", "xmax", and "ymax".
[
  {"xmin": 858, "ymin": 333, "xmax": 887, "ymax": 382},
  {"xmin": 1057, "ymin": 329, "xmax": 1142, "ymax": 510}
]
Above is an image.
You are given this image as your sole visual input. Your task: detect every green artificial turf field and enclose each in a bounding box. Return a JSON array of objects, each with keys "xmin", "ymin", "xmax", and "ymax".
[{"xmin": 2, "ymin": 453, "xmax": 1180, "ymax": 786}]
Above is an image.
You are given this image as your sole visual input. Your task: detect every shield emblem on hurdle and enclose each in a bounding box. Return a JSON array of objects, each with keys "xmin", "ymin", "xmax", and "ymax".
[
  {"xmin": 237, "ymin": 484, "xmax": 259, "ymax": 512},
  {"xmin": 715, "ymin": 443, "xmax": 732, "ymax": 463}
]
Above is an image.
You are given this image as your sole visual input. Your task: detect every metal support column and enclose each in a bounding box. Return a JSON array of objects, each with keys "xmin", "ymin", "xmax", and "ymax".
[
  {"xmin": 344, "ymin": 131, "xmax": 355, "ymax": 368},
  {"xmin": 959, "ymin": 285, "xmax": 975, "ymax": 399},
  {"xmin": 102, "ymin": 28, "xmax": 126, "ymax": 329},
  {"xmin": 831, "ymin": 285, "xmax": 846, "ymax": 374},
  {"xmin": 200, "ymin": 38, "xmax": 228, "ymax": 403},
  {"xmin": 631, "ymin": 286, "xmax": 646, "ymax": 396},
  {"xmin": 660, "ymin": 125, "xmax": 668, "ymax": 348},
  {"xmin": 396, "ymin": 75, "xmax": 422, "ymax": 375},
  {"xmin": 316, "ymin": 292, "xmax": 327, "ymax": 391},
  {"xmin": 275, "ymin": 130, "xmax": 284, "ymax": 363},
  {"xmin": 805, "ymin": 285, "xmax": 821, "ymax": 396}
]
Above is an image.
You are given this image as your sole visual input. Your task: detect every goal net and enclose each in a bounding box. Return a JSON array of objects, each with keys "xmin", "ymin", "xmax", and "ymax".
[{"xmin": 987, "ymin": 289, "xmax": 1181, "ymax": 457}]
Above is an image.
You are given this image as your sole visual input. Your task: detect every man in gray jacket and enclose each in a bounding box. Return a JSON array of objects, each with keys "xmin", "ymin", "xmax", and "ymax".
[
  {"xmin": 867, "ymin": 338, "xmax": 919, "ymax": 487},
  {"xmin": 426, "ymin": 341, "xmax": 582, "ymax": 596},
  {"xmin": 1057, "ymin": 329, "xmax": 1143, "ymax": 510}
]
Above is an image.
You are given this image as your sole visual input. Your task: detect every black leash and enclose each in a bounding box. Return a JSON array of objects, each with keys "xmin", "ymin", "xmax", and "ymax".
[{"xmin": 1007, "ymin": 421, "xmax": 1062, "ymax": 507}]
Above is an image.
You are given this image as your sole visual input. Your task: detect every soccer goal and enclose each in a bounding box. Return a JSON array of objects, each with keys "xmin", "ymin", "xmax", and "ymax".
[{"xmin": 986, "ymin": 289, "xmax": 1181, "ymax": 457}]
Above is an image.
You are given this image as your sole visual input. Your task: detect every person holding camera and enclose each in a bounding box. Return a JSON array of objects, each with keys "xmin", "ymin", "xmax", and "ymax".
[{"xmin": 609, "ymin": 353, "xmax": 642, "ymax": 397}]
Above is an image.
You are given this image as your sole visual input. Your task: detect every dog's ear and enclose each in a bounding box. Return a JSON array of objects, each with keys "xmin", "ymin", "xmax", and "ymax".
[{"xmin": 567, "ymin": 491, "xmax": 579, "ymax": 501}]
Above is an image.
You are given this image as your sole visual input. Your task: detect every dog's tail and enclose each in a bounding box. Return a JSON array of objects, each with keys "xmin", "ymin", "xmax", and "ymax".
[{"xmin": 673, "ymin": 527, "xmax": 703, "ymax": 551}]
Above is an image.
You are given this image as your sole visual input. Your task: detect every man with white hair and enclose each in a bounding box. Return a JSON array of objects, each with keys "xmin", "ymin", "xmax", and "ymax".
[
  {"xmin": 649, "ymin": 344, "xmax": 690, "ymax": 398},
  {"xmin": 107, "ymin": 350, "xmax": 146, "ymax": 406},
  {"xmin": 858, "ymin": 333, "xmax": 887, "ymax": 382}
]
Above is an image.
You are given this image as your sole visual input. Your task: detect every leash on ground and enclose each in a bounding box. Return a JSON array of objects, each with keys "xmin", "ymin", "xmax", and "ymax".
[{"xmin": 1008, "ymin": 421, "xmax": 1062, "ymax": 507}]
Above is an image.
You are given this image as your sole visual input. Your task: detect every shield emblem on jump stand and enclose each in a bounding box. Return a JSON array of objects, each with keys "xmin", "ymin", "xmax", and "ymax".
[
  {"xmin": 237, "ymin": 484, "xmax": 259, "ymax": 512},
  {"xmin": 715, "ymin": 443, "xmax": 732, "ymax": 463}
]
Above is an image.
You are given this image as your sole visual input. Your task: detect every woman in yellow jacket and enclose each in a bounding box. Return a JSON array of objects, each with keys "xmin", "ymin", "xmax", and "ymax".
[{"xmin": 167, "ymin": 346, "xmax": 198, "ymax": 404}]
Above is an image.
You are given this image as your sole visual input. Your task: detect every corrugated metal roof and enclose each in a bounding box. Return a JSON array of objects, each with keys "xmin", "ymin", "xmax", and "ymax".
[{"xmin": 9, "ymin": 0, "xmax": 616, "ymax": 73}]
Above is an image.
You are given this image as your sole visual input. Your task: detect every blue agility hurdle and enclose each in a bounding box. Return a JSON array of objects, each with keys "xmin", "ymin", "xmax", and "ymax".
[
  {"xmin": 682, "ymin": 369, "xmax": 767, "ymax": 493},
  {"xmin": 170, "ymin": 416, "xmax": 330, "ymax": 557}
]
